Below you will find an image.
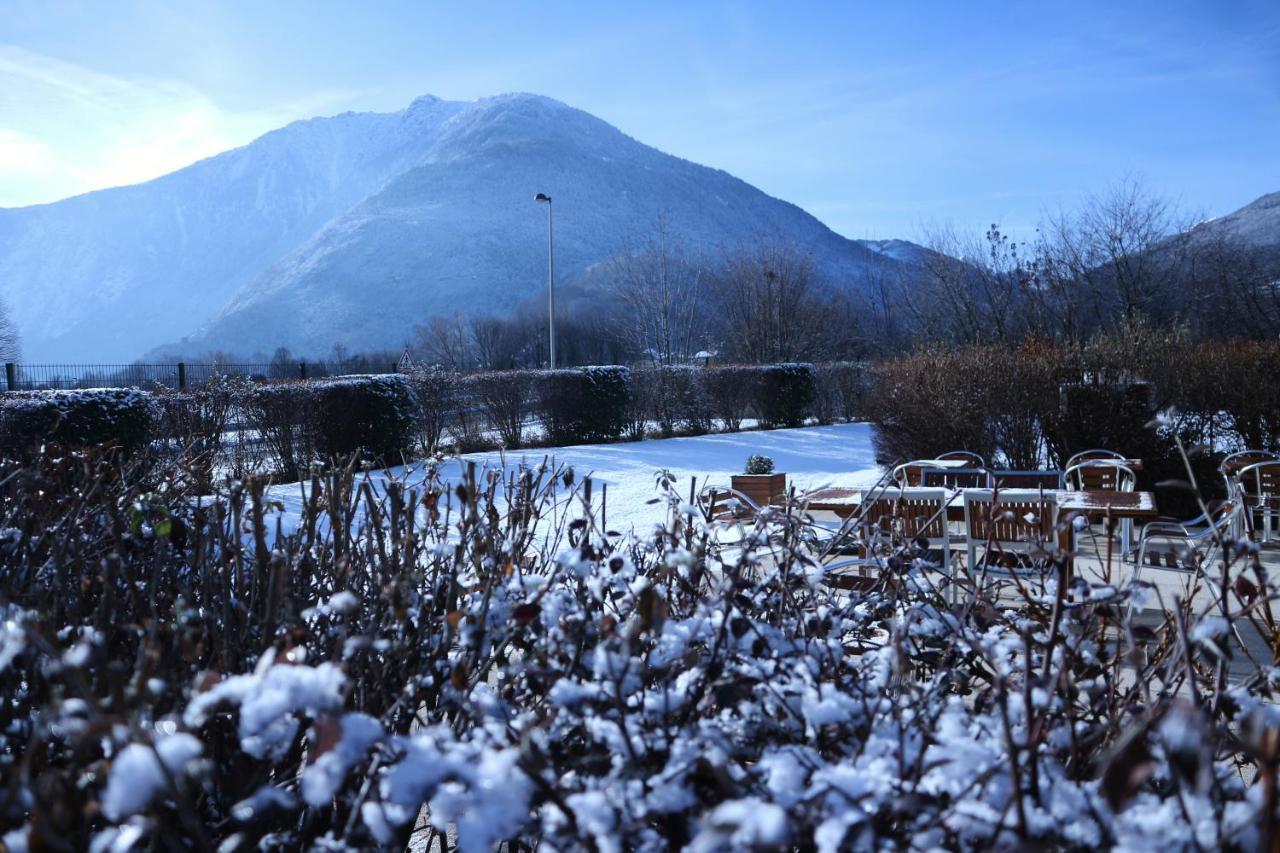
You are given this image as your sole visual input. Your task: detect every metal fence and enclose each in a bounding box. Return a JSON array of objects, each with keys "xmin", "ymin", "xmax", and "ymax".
[{"xmin": 2, "ymin": 362, "xmax": 398, "ymax": 391}]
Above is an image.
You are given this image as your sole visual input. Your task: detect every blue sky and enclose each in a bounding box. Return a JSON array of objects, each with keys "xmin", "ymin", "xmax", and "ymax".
[{"xmin": 1, "ymin": 1, "xmax": 1277, "ymax": 238}]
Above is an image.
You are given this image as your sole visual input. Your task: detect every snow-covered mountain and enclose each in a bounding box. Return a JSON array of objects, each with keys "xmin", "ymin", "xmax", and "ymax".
[
  {"xmin": 0, "ymin": 93, "xmax": 930, "ymax": 361},
  {"xmin": 1182, "ymin": 191, "xmax": 1280, "ymax": 250}
]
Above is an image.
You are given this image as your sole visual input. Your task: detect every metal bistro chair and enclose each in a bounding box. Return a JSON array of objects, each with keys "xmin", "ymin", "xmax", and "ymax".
[
  {"xmin": 1066, "ymin": 448, "xmax": 1127, "ymax": 469},
  {"xmin": 1064, "ymin": 460, "xmax": 1138, "ymax": 557},
  {"xmin": 991, "ymin": 470, "xmax": 1065, "ymax": 490},
  {"xmin": 891, "ymin": 460, "xmax": 943, "ymax": 488},
  {"xmin": 936, "ymin": 450, "xmax": 987, "ymax": 468},
  {"xmin": 1220, "ymin": 451, "xmax": 1279, "ymax": 537},
  {"xmin": 1236, "ymin": 461, "xmax": 1280, "ymax": 544},
  {"xmin": 962, "ymin": 489, "xmax": 1061, "ymax": 588},
  {"xmin": 921, "ymin": 467, "xmax": 992, "ymax": 489},
  {"xmin": 1130, "ymin": 499, "xmax": 1239, "ymax": 613}
]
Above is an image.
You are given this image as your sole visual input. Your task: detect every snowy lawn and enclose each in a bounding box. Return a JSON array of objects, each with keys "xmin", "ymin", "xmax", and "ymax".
[{"xmin": 264, "ymin": 423, "xmax": 883, "ymax": 537}]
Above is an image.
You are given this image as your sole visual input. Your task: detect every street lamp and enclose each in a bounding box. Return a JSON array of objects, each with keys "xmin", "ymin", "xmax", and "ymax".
[{"xmin": 534, "ymin": 193, "xmax": 555, "ymax": 369}]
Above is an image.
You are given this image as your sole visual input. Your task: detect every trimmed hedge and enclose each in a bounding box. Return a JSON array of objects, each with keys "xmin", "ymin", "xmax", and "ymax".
[
  {"xmin": 311, "ymin": 374, "xmax": 416, "ymax": 463},
  {"xmin": 464, "ymin": 370, "xmax": 534, "ymax": 448},
  {"xmin": 0, "ymin": 388, "xmax": 158, "ymax": 453},
  {"xmin": 702, "ymin": 366, "xmax": 756, "ymax": 432},
  {"xmin": 754, "ymin": 363, "xmax": 817, "ymax": 429},
  {"xmin": 245, "ymin": 374, "xmax": 416, "ymax": 478},
  {"xmin": 537, "ymin": 366, "xmax": 632, "ymax": 445}
]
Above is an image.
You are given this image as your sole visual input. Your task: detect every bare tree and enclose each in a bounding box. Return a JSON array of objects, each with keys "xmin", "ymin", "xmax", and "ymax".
[
  {"xmin": 707, "ymin": 241, "xmax": 835, "ymax": 363},
  {"xmin": 1037, "ymin": 177, "xmax": 1193, "ymax": 332},
  {"xmin": 607, "ymin": 216, "xmax": 709, "ymax": 364},
  {"xmin": 906, "ymin": 223, "xmax": 1030, "ymax": 345},
  {"xmin": 413, "ymin": 313, "xmax": 474, "ymax": 371},
  {"xmin": 1182, "ymin": 232, "xmax": 1280, "ymax": 339}
]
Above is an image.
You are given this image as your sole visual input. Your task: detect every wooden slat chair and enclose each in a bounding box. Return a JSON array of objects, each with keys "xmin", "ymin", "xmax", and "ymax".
[
  {"xmin": 1065, "ymin": 460, "xmax": 1138, "ymax": 556},
  {"xmin": 962, "ymin": 489, "xmax": 1061, "ymax": 585},
  {"xmin": 823, "ymin": 486, "xmax": 956, "ymax": 597},
  {"xmin": 991, "ymin": 470, "xmax": 1064, "ymax": 490},
  {"xmin": 1236, "ymin": 461, "xmax": 1280, "ymax": 544}
]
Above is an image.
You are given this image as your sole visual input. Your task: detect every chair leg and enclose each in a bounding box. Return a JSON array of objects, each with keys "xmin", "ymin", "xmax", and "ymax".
[
  {"xmin": 1121, "ymin": 519, "xmax": 1132, "ymax": 562},
  {"xmin": 1127, "ymin": 541, "xmax": 1147, "ymax": 618}
]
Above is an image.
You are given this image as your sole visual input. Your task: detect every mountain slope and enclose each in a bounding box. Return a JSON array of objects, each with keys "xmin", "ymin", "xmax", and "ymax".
[
  {"xmin": 0, "ymin": 93, "xmax": 925, "ymax": 361},
  {"xmin": 1184, "ymin": 191, "xmax": 1280, "ymax": 250}
]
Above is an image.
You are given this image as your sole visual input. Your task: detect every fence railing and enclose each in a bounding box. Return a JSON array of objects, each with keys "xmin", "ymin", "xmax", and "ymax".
[{"xmin": 2, "ymin": 362, "xmax": 398, "ymax": 391}]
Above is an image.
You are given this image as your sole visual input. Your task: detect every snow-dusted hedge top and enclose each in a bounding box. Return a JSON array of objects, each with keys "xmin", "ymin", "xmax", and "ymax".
[
  {"xmin": 0, "ymin": 388, "xmax": 158, "ymax": 451},
  {"xmin": 536, "ymin": 365, "xmax": 632, "ymax": 445},
  {"xmin": 244, "ymin": 374, "xmax": 416, "ymax": 476}
]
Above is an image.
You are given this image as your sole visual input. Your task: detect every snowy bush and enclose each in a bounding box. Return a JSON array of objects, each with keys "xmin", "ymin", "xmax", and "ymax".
[
  {"xmin": 638, "ymin": 365, "xmax": 712, "ymax": 437},
  {"xmin": 754, "ymin": 362, "xmax": 817, "ymax": 428},
  {"xmin": 0, "ymin": 387, "xmax": 158, "ymax": 453},
  {"xmin": 244, "ymin": 381, "xmax": 317, "ymax": 480},
  {"xmin": 463, "ymin": 370, "xmax": 535, "ymax": 448},
  {"xmin": 406, "ymin": 365, "xmax": 459, "ymax": 453},
  {"xmin": 745, "ymin": 453, "xmax": 774, "ymax": 474},
  {"xmin": 537, "ymin": 365, "xmax": 631, "ymax": 445},
  {"xmin": 1, "ymin": 442, "xmax": 1278, "ymax": 849},
  {"xmin": 310, "ymin": 374, "xmax": 417, "ymax": 463},
  {"xmin": 702, "ymin": 365, "xmax": 758, "ymax": 431},
  {"xmin": 814, "ymin": 361, "xmax": 865, "ymax": 425}
]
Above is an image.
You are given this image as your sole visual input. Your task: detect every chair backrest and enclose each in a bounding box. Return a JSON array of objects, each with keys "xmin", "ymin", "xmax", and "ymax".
[
  {"xmin": 936, "ymin": 450, "xmax": 987, "ymax": 467},
  {"xmin": 991, "ymin": 470, "xmax": 1064, "ymax": 490},
  {"xmin": 1205, "ymin": 498, "xmax": 1241, "ymax": 534},
  {"xmin": 1237, "ymin": 461, "xmax": 1280, "ymax": 503},
  {"xmin": 963, "ymin": 489, "xmax": 1059, "ymax": 549},
  {"xmin": 697, "ymin": 485, "xmax": 764, "ymax": 520},
  {"xmin": 1066, "ymin": 448, "xmax": 1126, "ymax": 469},
  {"xmin": 1064, "ymin": 461, "xmax": 1136, "ymax": 492},
  {"xmin": 1221, "ymin": 450, "xmax": 1280, "ymax": 475},
  {"xmin": 859, "ymin": 487, "xmax": 948, "ymax": 542},
  {"xmin": 891, "ymin": 461, "xmax": 942, "ymax": 488},
  {"xmin": 922, "ymin": 467, "xmax": 992, "ymax": 489}
]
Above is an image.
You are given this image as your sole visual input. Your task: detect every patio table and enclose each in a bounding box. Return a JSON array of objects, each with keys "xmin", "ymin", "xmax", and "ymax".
[{"xmin": 802, "ymin": 486, "xmax": 1156, "ymax": 522}]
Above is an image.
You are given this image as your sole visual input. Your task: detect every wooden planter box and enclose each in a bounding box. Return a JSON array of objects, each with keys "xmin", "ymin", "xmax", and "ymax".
[{"xmin": 731, "ymin": 473, "xmax": 787, "ymax": 508}]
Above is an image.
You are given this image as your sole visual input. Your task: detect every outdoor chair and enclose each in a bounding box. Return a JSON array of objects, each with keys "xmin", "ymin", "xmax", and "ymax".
[
  {"xmin": 936, "ymin": 450, "xmax": 987, "ymax": 467},
  {"xmin": 922, "ymin": 467, "xmax": 992, "ymax": 489},
  {"xmin": 1220, "ymin": 451, "xmax": 1280, "ymax": 535},
  {"xmin": 961, "ymin": 489, "xmax": 1061, "ymax": 585},
  {"xmin": 821, "ymin": 486, "xmax": 958, "ymax": 597},
  {"xmin": 891, "ymin": 460, "xmax": 943, "ymax": 488},
  {"xmin": 1066, "ymin": 448, "xmax": 1127, "ymax": 469},
  {"xmin": 1236, "ymin": 461, "xmax": 1280, "ymax": 543},
  {"xmin": 991, "ymin": 469, "xmax": 1064, "ymax": 490},
  {"xmin": 1130, "ymin": 499, "xmax": 1239, "ymax": 613},
  {"xmin": 1064, "ymin": 460, "xmax": 1138, "ymax": 556}
]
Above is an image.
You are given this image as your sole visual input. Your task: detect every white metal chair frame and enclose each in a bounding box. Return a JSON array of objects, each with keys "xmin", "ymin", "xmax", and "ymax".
[
  {"xmin": 1130, "ymin": 499, "xmax": 1240, "ymax": 613},
  {"xmin": 936, "ymin": 450, "xmax": 987, "ymax": 468},
  {"xmin": 1064, "ymin": 460, "xmax": 1138, "ymax": 557},
  {"xmin": 890, "ymin": 460, "xmax": 945, "ymax": 488},
  {"xmin": 1065, "ymin": 448, "xmax": 1127, "ymax": 469},
  {"xmin": 1235, "ymin": 461, "xmax": 1280, "ymax": 544}
]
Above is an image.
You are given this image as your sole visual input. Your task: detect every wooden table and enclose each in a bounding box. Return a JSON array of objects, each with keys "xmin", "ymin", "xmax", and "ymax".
[
  {"xmin": 802, "ymin": 487, "xmax": 1157, "ymax": 524},
  {"xmin": 802, "ymin": 486, "xmax": 1158, "ymax": 570}
]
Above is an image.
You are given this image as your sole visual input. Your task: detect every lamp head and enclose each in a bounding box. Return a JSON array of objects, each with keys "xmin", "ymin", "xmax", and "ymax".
[{"xmin": 534, "ymin": 193, "xmax": 551, "ymax": 203}]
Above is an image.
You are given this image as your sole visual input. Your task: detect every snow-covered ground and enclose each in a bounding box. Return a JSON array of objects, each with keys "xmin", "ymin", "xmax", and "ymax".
[{"xmin": 264, "ymin": 423, "xmax": 883, "ymax": 538}]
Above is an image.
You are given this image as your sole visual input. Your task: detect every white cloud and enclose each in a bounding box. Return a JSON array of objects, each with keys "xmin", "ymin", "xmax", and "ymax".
[{"xmin": 0, "ymin": 46, "xmax": 347, "ymax": 206}]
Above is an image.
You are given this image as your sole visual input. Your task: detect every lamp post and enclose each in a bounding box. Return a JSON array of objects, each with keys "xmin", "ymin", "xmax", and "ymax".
[{"xmin": 534, "ymin": 192, "xmax": 555, "ymax": 368}]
